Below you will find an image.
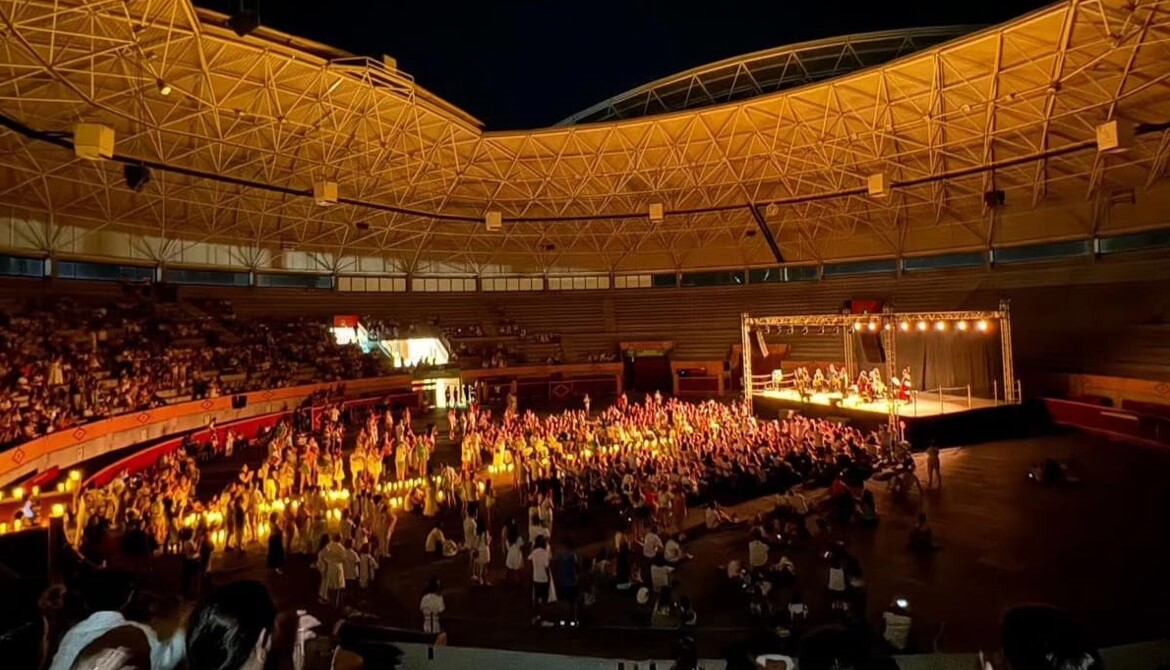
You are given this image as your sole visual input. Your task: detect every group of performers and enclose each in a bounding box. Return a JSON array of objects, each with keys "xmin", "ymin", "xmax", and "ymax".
[{"xmin": 772, "ymin": 364, "xmax": 913, "ymax": 404}]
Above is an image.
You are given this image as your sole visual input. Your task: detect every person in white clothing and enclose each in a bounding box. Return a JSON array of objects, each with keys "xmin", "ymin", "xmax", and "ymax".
[
  {"xmin": 827, "ymin": 556, "xmax": 847, "ymax": 596},
  {"xmin": 48, "ymin": 570, "xmax": 185, "ymax": 670},
  {"xmin": 640, "ymin": 525, "xmax": 663, "ymax": 575},
  {"xmin": 358, "ymin": 544, "xmax": 379, "ymax": 589},
  {"xmin": 419, "ymin": 578, "xmax": 446, "ymax": 634},
  {"xmin": 748, "ymin": 532, "xmax": 770, "ymax": 569},
  {"xmin": 881, "ymin": 599, "xmax": 913, "ymax": 651},
  {"xmin": 342, "ymin": 538, "xmax": 359, "ymax": 588},
  {"xmin": 472, "ymin": 518, "xmax": 491, "ymax": 585},
  {"xmin": 529, "ymin": 535, "xmax": 552, "ymax": 616},
  {"xmin": 317, "ymin": 535, "xmax": 347, "ymax": 605}
]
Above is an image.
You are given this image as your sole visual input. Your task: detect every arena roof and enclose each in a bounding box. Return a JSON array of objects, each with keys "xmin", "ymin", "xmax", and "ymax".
[
  {"xmin": 0, "ymin": 0, "xmax": 1168, "ymax": 276},
  {"xmin": 557, "ymin": 27, "xmax": 981, "ymax": 126}
]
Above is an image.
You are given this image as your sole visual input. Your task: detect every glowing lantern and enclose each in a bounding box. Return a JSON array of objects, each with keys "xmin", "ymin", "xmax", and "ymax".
[{"xmin": 50, "ymin": 504, "xmax": 66, "ymax": 518}]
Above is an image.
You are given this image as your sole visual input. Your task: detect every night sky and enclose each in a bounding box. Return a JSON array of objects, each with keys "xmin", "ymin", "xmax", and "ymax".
[{"xmin": 196, "ymin": 0, "xmax": 1051, "ymax": 130}]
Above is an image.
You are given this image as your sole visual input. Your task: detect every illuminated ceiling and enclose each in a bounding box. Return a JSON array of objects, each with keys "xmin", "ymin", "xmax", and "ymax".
[{"xmin": 0, "ymin": 0, "xmax": 1168, "ymax": 274}]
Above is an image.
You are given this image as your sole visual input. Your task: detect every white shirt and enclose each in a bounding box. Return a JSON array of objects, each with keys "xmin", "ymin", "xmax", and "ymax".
[
  {"xmin": 420, "ymin": 593, "xmax": 445, "ymax": 634},
  {"xmin": 748, "ymin": 540, "xmax": 769, "ymax": 568},
  {"xmin": 49, "ymin": 611, "xmax": 185, "ymax": 670},
  {"xmin": 649, "ymin": 563, "xmax": 674, "ymax": 591},
  {"xmin": 664, "ymin": 539, "xmax": 683, "ymax": 563},
  {"xmin": 882, "ymin": 611, "xmax": 912, "ymax": 649},
  {"xmin": 642, "ymin": 532, "xmax": 663, "ymax": 559},
  {"xmin": 359, "ymin": 554, "xmax": 378, "ymax": 583},
  {"xmin": 705, "ymin": 508, "xmax": 720, "ymax": 529},
  {"xmin": 530, "ymin": 547, "xmax": 550, "ymax": 583},
  {"xmin": 828, "ymin": 566, "xmax": 846, "ymax": 592},
  {"xmin": 343, "ymin": 548, "xmax": 359, "ymax": 580}
]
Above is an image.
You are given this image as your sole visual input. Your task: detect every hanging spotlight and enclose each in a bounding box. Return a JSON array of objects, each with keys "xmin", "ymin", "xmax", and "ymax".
[
  {"xmin": 977, "ymin": 319, "xmax": 990, "ymax": 332},
  {"xmin": 123, "ymin": 162, "xmax": 152, "ymax": 191},
  {"xmin": 883, "ymin": 322, "xmax": 892, "ymax": 331},
  {"xmin": 935, "ymin": 321, "xmax": 947, "ymax": 331},
  {"xmin": 866, "ymin": 321, "xmax": 877, "ymax": 332},
  {"xmin": 957, "ymin": 320, "xmax": 968, "ymax": 331},
  {"xmin": 900, "ymin": 321, "xmax": 910, "ymax": 332},
  {"xmin": 854, "ymin": 321, "xmax": 863, "ymax": 332},
  {"xmin": 156, "ymin": 78, "xmax": 172, "ymax": 96},
  {"xmin": 801, "ymin": 326, "xmax": 809, "ymax": 335},
  {"xmin": 916, "ymin": 320, "xmax": 928, "ymax": 332}
]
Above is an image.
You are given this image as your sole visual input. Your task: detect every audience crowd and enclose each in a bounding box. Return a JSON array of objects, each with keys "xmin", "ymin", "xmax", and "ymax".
[{"xmin": 0, "ymin": 298, "xmax": 383, "ymax": 449}]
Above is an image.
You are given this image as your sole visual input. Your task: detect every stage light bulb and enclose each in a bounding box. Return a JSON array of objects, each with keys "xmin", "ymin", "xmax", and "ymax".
[
  {"xmin": 916, "ymin": 321, "xmax": 927, "ymax": 332},
  {"xmin": 900, "ymin": 321, "xmax": 910, "ymax": 332},
  {"xmin": 854, "ymin": 321, "xmax": 863, "ymax": 331},
  {"xmin": 883, "ymin": 323, "xmax": 891, "ymax": 331},
  {"xmin": 935, "ymin": 321, "xmax": 947, "ymax": 331},
  {"xmin": 866, "ymin": 322, "xmax": 877, "ymax": 332},
  {"xmin": 957, "ymin": 320, "xmax": 968, "ymax": 331},
  {"xmin": 977, "ymin": 319, "xmax": 989, "ymax": 332}
]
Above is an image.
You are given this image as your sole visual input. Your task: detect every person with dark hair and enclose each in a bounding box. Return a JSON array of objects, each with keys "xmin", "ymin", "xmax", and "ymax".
[
  {"xmin": 999, "ymin": 605, "xmax": 1102, "ymax": 670},
  {"xmin": 529, "ymin": 534, "xmax": 552, "ymax": 620},
  {"xmin": 49, "ymin": 570, "xmax": 185, "ymax": 670},
  {"xmin": 419, "ymin": 578, "xmax": 445, "ymax": 635},
  {"xmin": 266, "ymin": 512, "xmax": 285, "ymax": 575},
  {"xmin": 184, "ymin": 580, "xmax": 277, "ymax": 670},
  {"xmin": 553, "ymin": 536, "xmax": 579, "ymax": 621}
]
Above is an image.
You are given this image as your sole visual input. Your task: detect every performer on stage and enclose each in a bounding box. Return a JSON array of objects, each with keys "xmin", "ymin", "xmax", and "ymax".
[
  {"xmin": 828, "ymin": 364, "xmax": 842, "ymax": 393},
  {"xmin": 812, "ymin": 368, "xmax": 827, "ymax": 394},
  {"xmin": 857, "ymin": 371, "xmax": 872, "ymax": 403},
  {"xmin": 771, "ymin": 368, "xmax": 783, "ymax": 391},
  {"xmin": 899, "ymin": 366, "xmax": 912, "ymax": 403}
]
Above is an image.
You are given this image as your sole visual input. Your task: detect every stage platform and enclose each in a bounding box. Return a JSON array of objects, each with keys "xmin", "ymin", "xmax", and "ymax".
[{"xmin": 752, "ymin": 388, "xmax": 1035, "ymax": 446}]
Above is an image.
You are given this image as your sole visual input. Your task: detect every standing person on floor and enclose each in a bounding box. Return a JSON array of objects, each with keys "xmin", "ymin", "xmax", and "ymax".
[
  {"xmin": 529, "ymin": 535, "xmax": 552, "ymax": 622},
  {"xmin": 553, "ymin": 537, "xmax": 580, "ymax": 623},
  {"xmin": 926, "ymin": 444, "xmax": 942, "ymax": 489},
  {"xmin": 266, "ymin": 513, "xmax": 284, "ymax": 575},
  {"xmin": 503, "ymin": 519, "xmax": 525, "ymax": 586},
  {"xmin": 420, "ymin": 578, "xmax": 446, "ymax": 635},
  {"xmin": 359, "ymin": 544, "xmax": 378, "ymax": 590},
  {"xmin": 473, "ymin": 517, "xmax": 492, "ymax": 586},
  {"xmin": 316, "ymin": 534, "xmax": 346, "ymax": 605}
]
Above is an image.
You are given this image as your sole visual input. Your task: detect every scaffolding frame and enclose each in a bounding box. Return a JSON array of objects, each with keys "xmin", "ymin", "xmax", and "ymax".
[{"xmin": 740, "ymin": 302, "xmax": 1015, "ymax": 430}]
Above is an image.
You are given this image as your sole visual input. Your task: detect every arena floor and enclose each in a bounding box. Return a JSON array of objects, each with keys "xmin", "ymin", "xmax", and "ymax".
[{"xmin": 127, "ymin": 419, "xmax": 1170, "ymax": 659}]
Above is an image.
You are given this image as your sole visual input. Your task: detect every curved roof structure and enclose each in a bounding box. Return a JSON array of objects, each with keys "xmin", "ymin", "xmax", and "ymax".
[
  {"xmin": 558, "ymin": 27, "xmax": 980, "ymax": 126},
  {"xmin": 0, "ymin": 0, "xmax": 1168, "ymax": 276}
]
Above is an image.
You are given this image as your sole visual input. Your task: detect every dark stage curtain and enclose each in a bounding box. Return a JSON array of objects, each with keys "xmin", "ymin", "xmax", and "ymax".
[{"xmin": 896, "ymin": 332, "xmax": 1001, "ymax": 397}]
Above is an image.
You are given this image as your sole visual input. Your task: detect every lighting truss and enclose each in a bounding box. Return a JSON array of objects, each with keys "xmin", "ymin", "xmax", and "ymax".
[
  {"xmin": 741, "ymin": 300, "xmax": 1017, "ymax": 419},
  {"xmin": 743, "ymin": 309, "xmax": 1007, "ymax": 329}
]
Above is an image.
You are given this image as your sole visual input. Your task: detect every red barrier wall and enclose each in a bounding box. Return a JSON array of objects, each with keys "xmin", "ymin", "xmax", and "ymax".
[
  {"xmin": 87, "ymin": 412, "xmax": 290, "ymax": 489},
  {"xmin": 86, "ymin": 390, "xmax": 424, "ymax": 490},
  {"xmin": 1044, "ymin": 398, "xmax": 1170, "ymax": 446},
  {"xmin": 0, "ymin": 375, "xmax": 415, "ymax": 487}
]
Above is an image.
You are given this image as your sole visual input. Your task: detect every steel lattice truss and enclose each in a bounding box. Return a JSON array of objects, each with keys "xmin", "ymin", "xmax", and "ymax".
[
  {"xmin": 0, "ymin": 0, "xmax": 1168, "ymax": 275},
  {"xmin": 557, "ymin": 27, "xmax": 979, "ymax": 125}
]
